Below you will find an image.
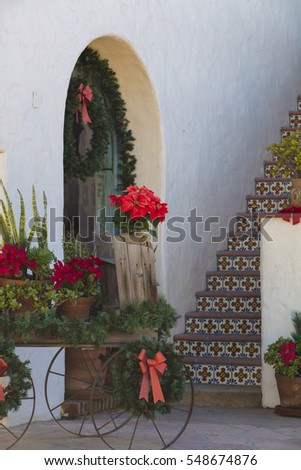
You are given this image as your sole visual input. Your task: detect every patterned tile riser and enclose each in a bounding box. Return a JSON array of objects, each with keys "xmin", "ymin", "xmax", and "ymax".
[
  {"xmin": 217, "ymin": 254, "xmax": 260, "ymax": 271},
  {"xmin": 281, "ymin": 128, "xmax": 295, "ymax": 138},
  {"xmin": 207, "ymin": 274, "xmax": 260, "ymax": 292},
  {"xmin": 289, "ymin": 114, "xmax": 301, "ymax": 128},
  {"xmin": 264, "ymin": 163, "xmax": 293, "ymax": 178},
  {"xmin": 246, "ymin": 197, "xmax": 289, "ymax": 213},
  {"xmin": 174, "ymin": 339, "xmax": 261, "ymax": 359},
  {"xmin": 185, "ymin": 364, "xmax": 261, "ymax": 386},
  {"xmin": 228, "ymin": 235, "xmax": 260, "ymax": 251},
  {"xmin": 196, "ymin": 296, "xmax": 261, "ymax": 313},
  {"xmin": 235, "ymin": 216, "xmax": 261, "ymax": 233},
  {"xmin": 255, "ymin": 180, "xmax": 291, "ymax": 196},
  {"xmin": 185, "ymin": 317, "xmax": 261, "ymax": 335}
]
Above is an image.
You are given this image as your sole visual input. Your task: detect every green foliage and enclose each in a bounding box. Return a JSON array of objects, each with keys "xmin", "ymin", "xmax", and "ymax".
[
  {"xmin": 27, "ymin": 246, "xmax": 56, "ymax": 280},
  {"xmin": 0, "ymin": 180, "xmax": 48, "ymax": 249},
  {"xmin": 64, "ymin": 76, "xmax": 111, "ymax": 181},
  {"xmin": 266, "ymin": 130, "xmax": 301, "ymax": 178},
  {"xmin": 63, "ymin": 231, "xmax": 90, "ymax": 262},
  {"xmin": 110, "ymin": 337, "xmax": 186, "ymax": 418},
  {"xmin": 0, "ymin": 335, "xmax": 32, "ymax": 418},
  {"xmin": 264, "ymin": 312, "xmax": 301, "ymax": 378}
]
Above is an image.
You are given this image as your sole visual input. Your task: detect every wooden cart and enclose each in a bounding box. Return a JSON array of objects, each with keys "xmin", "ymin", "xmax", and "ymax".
[{"xmin": 0, "ymin": 330, "xmax": 194, "ymax": 450}]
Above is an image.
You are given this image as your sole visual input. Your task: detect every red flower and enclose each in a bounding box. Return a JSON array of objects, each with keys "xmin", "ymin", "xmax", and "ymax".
[
  {"xmin": 0, "ymin": 244, "xmax": 37, "ymax": 278},
  {"xmin": 280, "ymin": 342, "xmax": 297, "ymax": 365},
  {"xmin": 108, "ymin": 185, "xmax": 168, "ymax": 225},
  {"xmin": 51, "ymin": 255, "xmax": 103, "ymax": 291}
]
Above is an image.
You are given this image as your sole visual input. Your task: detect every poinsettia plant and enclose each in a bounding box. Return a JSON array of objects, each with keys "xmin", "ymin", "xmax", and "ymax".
[
  {"xmin": 0, "ymin": 244, "xmax": 37, "ymax": 279},
  {"xmin": 51, "ymin": 255, "xmax": 103, "ymax": 299},
  {"xmin": 109, "ymin": 185, "xmax": 168, "ymax": 238},
  {"xmin": 264, "ymin": 312, "xmax": 301, "ymax": 378}
]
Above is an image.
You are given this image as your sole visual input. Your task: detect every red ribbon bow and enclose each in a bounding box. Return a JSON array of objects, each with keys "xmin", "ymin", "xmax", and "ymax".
[
  {"xmin": 0, "ymin": 358, "xmax": 7, "ymax": 402},
  {"xmin": 279, "ymin": 206, "xmax": 301, "ymax": 225},
  {"xmin": 138, "ymin": 349, "xmax": 167, "ymax": 404},
  {"xmin": 76, "ymin": 83, "xmax": 93, "ymax": 125}
]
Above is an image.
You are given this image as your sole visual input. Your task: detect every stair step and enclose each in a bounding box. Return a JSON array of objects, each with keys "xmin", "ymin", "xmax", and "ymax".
[
  {"xmin": 216, "ymin": 250, "xmax": 260, "ymax": 271},
  {"xmin": 246, "ymin": 195, "xmax": 289, "ymax": 213},
  {"xmin": 281, "ymin": 127, "xmax": 297, "ymax": 138},
  {"xmin": 289, "ymin": 111, "xmax": 301, "ymax": 128},
  {"xmin": 185, "ymin": 311, "xmax": 261, "ymax": 334},
  {"xmin": 228, "ymin": 232, "xmax": 260, "ymax": 251},
  {"xmin": 195, "ymin": 291, "xmax": 261, "ymax": 313},
  {"xmin": 207, "ymin": 271, "xmax": 260, "ymax": 292},
  {"xmin": 255, "ymin": 177, "xmax": 291, "ymax": 196},
  {"xmin": 264, "ymin": 160, "xmax": 293, "ymax": 178},
  {"xmin": 181, "ymin": 383, "xmax": 262, "ymax": 407},
  {"xmin": 183, "ymin": 357, "xmax": 261, "ymax": 386},
  {"xmin": 174, "ymin": 333, "xmax": 261, "ymax": 359}
]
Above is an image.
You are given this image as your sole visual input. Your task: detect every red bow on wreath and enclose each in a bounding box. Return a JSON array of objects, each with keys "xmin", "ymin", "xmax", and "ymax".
[
  {"xmin": 76, "ymin": 83, "xmax": 93, "ymax": 125},
  {"xmin": 138, "ymin": 349, "xmax": 167, "ymax": 404},
  {"xmin": 0, "ymin": 358, "xmax": 7, "ymax": 402}
]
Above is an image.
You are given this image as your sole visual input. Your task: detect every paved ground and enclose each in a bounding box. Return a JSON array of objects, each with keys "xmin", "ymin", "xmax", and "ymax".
[{"xmin": 2, "ymin": 406, "xmax": 301, "ymax": 450}]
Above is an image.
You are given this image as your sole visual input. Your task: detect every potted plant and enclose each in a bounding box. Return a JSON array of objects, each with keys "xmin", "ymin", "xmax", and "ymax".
[
  {"xmin": 264, "ymin": 311, "xmax": 301, "ymax": 409},
  {"xmin": 52, "ymin": 254, "xmax": 103, "ymax": 321},
  {"xmin": 266, "ymin": 130, "xmax": 301, "ymax": 206},
  {"xmin": 0, "ymin": 183, "xmax": 57, "ymax": 315},
  {"xmin": 109, "ymin": 184, "xmax": 168, "ymax": 242}
]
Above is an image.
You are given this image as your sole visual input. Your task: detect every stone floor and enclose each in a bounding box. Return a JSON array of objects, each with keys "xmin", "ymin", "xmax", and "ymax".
[{"xmin": 2, "ymin": 406, "xmax": 301, "ymax": 450}]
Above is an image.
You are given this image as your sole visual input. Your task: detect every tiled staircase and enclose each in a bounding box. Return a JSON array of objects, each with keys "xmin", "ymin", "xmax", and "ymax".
[{"xmin": 174, "ymin": 95, "xmax": 301, "ymax": 399}]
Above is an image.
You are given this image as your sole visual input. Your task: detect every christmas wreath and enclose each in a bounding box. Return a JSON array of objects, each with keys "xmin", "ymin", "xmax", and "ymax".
[
  {"xmin": 63, "ymin": 76, "xmax": 110, "ymax": 181},
  {"xmin": 0, "ymin": 338, "xmax": 32, "ymax": 418},
  {"xmin": 110, "ymin": 338, "xmax": 186, "ymax": 418},
  {"xmin": 64, "ymin": 47, "xmax": 136, "ymax": 186}
]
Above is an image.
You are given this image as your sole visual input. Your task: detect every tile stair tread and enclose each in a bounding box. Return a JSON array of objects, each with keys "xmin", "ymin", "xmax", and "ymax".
[
  {"xmin": 196, "ymin": 290, "xmax": 260, "ymax": 297},
  {"xmin": 289, "ymin": 111, "xmax": 301, "ymax": 115},
  {"xmin": 182, "ymin": 356, "xmax": 261, "ymax": 366},
  {"xmin": 216, "ymin": 250, "xmax": 259, "ymax": 256},
  {"xmin": 207, "ymin": 270, "xmax": 260, "ymax": 276},
  {"xmin": 174, "ymin": 333, "xmax": 260, "ymax": 342},
  {"xmin": 185, "ymin": 311, "xmax": 261, "ymax": 319},
  {"xmin": 245, "ymin": 194, "xmax": 289, "ymax": 200},
  {"xmin": 255, "ymin": 177, "xmax": 291, "ymax": 182},
  {"xmin": 281, "ymin": 126, "xmax": 297, "ymax": 131}
]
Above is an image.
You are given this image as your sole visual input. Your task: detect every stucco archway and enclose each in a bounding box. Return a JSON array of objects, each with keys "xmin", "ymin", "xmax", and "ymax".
[{"xmin": 89, "ymin": 36, "xmax": 163, "ymax": 197}]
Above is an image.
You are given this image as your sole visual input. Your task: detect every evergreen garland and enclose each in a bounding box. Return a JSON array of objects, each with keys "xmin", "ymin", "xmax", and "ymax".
[
  {"xmin": 0, "ymin": 336, "xmax": 32, "ymax": 418},
  {"xmin": 64, "ymin": 47, "xmax": 137, "ymax": 187}
]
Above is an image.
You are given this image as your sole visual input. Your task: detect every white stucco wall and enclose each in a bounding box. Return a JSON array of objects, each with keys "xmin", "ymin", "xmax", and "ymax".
[
  {"xmin": 0, "ymin": 0, "xmax": 301, "ymax": 422},
  {"xmin": 261, "ymin": 217, "xmax": 301, "ymax": 408}
]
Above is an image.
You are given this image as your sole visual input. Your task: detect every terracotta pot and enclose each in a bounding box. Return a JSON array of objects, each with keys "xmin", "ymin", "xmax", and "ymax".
[
  {"xmin": 289, "ymin": 178, "xmax": 301, "ymax": 206},
  {"xmin": 57, "ymin": 297, "xmax": 94, "ymax": 321},
  {"xmin": 0, "ymin": 278, "xmax": 35, "ymax": 316},
  {"xmin": 275, "ymin": 374, "xmax": 301, "ymax": 408}
]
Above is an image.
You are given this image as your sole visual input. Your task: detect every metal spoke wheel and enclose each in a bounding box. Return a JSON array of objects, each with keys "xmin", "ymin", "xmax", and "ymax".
[
  {"xmin": 90, "ymin": 349, "xmax": 194, "ymax": 450},
  {"xmin": 0, "ymin": 374, "xmax": 35, "ymax": 450},
  {"xmin": 44, "ymin": 346, "xmax": 110, "ymax": 437}
]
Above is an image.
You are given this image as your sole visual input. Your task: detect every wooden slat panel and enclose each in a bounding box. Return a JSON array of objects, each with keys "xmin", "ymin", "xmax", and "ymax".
[
  {"xmin": 114, "ymin": 238, "xmax": 134, "ymax": 307},
  {"xmin": 141, "ymin": 245, "xmax": 158, "ymax": 302},
  {"xmin": 127, "ymin": 243, "xmax": 146, "ymax": 303}
]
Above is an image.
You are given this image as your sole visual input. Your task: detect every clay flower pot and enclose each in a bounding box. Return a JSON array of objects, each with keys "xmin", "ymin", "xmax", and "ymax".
[{"xmin": 57, "ymin": 297, "xmax": 94, "ymax": 321}]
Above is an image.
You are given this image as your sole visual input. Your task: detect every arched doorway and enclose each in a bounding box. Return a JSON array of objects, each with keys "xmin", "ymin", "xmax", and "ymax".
[
  {"xmin": 63, "ymin": 46, "xmax": 136, "ymax": 247},
  {"xmin": 63, "ymin": 37, "xmax": 163, "ymax": 257}
]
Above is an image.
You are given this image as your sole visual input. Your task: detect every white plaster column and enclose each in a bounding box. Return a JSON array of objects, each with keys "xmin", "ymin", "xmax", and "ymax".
[{"xmin": 261, "ymin": 216, "xmax": 301, "ymax": 407}]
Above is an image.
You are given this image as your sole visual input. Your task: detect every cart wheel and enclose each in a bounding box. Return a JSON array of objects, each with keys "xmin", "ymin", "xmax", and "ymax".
[
  {"xmin": 90, "ymin": 349, "xmax": 194, "ymax": 450},
  {"xmin": 44, "ymin": 346, "xmax": 109, "ymax": 436},
  {"xmin": 0, "ymin": 373, "xmax": 35, "ymax": 450}
]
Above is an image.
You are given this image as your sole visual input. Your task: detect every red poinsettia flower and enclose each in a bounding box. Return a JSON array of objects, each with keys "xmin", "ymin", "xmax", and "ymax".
[
  {"xmin": 0, "ymin": 244, "xmax": 37, "ymax": 278},
  {"xmin": 51, "ymin": 255, "xmax": 103, "ymax": 294},
  {"xmin": 109, "ymin": 185, "xmax": 168, "ymax": 227},
  {"xmin": 280, "ymin": 342, "xmax": 297, "ymax": 365}
]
